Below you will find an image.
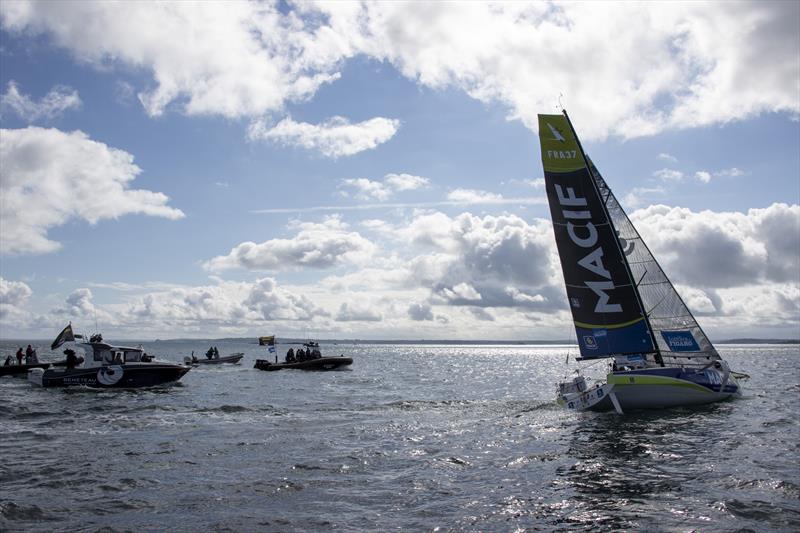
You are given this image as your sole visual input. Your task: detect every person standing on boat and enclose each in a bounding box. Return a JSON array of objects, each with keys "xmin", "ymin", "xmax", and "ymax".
[
  {"xmin": 286, "ymin": 348, "xmax": 294, "ymax": 363},
  {"xmin": 213, "ymin": 346, "xmax": 219, "ymax": 359},
  {"xmin": 25, "ymin": 345, "xmax": 33, "ymax": 363},
  {"xmin": 16, "ymin": 347, "xmax": 23, "ymax": 365},
  {"xmin": 4, "ymin": 355, "xmax": 12, "ymax": 366},
  {"xmin": 206, "ymin": 346, "xmax": 214, "ymax": 359},
  {"xmin": 64, "ymin": 348, "xmax": 78, "ymax": 369}
]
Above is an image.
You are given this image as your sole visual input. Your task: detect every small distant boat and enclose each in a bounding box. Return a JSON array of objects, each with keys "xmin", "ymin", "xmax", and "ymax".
[
  {"xmin": 258, "ymin": 336, "xmax": 274, "ymax": 346},
  {"xmin": 538, "ymin": 111, "xmax": 743, "ymax": 414},
  {"xmin": 184, "ymin": 352, "xmax": 244, "ymax": 365},
  {"xmin": 254, "ymin": 356, "xmax": 353, "ymax": 372},
  {"xmin": 28, "ymin": 324, "xmax": 190, "ymax": 389}
]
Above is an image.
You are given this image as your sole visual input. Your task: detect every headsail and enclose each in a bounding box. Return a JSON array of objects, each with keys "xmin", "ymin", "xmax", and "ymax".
[
  {"xmin": 538, "ymin": 113, "xmax": 655, "ymax": 360},
  {"xmin": 586, "ymin": 158, "xmax": 720, "ymax": 364}
]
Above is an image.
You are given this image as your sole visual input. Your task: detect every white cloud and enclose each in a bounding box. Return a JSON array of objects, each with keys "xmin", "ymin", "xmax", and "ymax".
[
  {"xmin": 0, "ymin": 127, "xmax": 185, "ymax": 255},
  {"xmin": 3, "ymin": 2, "xmax": 795, "ymax": 139},
  {"xmin": 1, "ymin": 81, "xmax": 81, "ymax": 122},
  {"xmin": 695, "ymin": 171, "xmax": 712, "ymax": 183},
  {"xmin": 695, "ymin": 167, "xmax": 745, "ymax": 183},
  {"xmin": 248, "ymin": 116, "xmax": 400, "ymax": 158},
  {"xmin": 340, "ymin": 173, "xmax": 427, "ymax": 201},
  {"xmin": 0, "ymin": 2, "xmax": 344, "ymax": 119},
  {"xmin": 658, "ymin": 153, "xmax": 678, "ymax": 163},
  {"xmin": 446, "ymin": 189, "xmax": 504, "ymax": 204},
  {"xmin": 0, "ymin": 277, "xmax": 32, "ymax": 320},
  {"xmin": 653, "ymin": 168, "xmax": 684, "ymax": 181},
  {"xmin": 526, "ymin": 178, "xmax": 546, "ymax": 189},
  {"xmin": 204, "ymin": 215, "xmax": 376, "ymax": 272},
  {"xmin": 631, "ymin": 203, "xmax": 800, "ymax": 287},
  {"xmin": 335, "ymin": 302, "xmax": 382, "ymax": 322},
  {"xmin": 623, "ymin": 186, "xmax": 666, "ymax": 208}
]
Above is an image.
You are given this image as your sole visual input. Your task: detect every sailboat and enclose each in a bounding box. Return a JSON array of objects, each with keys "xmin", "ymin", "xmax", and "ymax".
[{"xmin": 538, "ymin": 111, "xmax": 743, "ymax": 413}]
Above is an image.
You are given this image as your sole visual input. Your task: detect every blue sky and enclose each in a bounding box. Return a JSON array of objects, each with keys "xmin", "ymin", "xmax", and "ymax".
[{"xmin": 1, "ymin": 1, "xmax": 798, "ymax": 341}]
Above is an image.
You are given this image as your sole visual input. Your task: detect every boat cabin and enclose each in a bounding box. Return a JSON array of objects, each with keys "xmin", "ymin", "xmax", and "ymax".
[{"xmin": 84, "ymin": 342, "xmax": 150, "ymax": 366}]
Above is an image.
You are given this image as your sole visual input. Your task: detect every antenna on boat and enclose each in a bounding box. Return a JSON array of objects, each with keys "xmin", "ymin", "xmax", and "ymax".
[{"xmin": 557, "ymin": 93, "xmax": 565, "ymax": 112}]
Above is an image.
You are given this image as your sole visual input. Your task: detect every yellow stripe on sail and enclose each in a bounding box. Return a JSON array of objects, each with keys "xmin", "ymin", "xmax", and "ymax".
[{"xmin": 573, "ymin": 316, "xmax": 646, "ymax": 330}]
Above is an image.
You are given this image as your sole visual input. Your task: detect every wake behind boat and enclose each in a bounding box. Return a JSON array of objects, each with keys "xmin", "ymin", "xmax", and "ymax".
[
  {"xmin": 538, "ymin": 111, "xmax": 744, "ymax": 414},
  {"xmin": 28, "ymin": 324, "xmax": 190, "ymax": 389}
]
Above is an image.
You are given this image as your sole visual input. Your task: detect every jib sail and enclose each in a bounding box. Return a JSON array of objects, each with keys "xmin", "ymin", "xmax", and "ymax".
[{"xmin": 538, "ymin": 113, "xmax": 655, "ymax": 359}]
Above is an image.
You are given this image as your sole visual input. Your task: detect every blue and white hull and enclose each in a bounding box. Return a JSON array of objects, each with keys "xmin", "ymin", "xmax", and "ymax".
[{"xmin": 559, "ymin": 366, "xmax": 741, "ymax": 413}]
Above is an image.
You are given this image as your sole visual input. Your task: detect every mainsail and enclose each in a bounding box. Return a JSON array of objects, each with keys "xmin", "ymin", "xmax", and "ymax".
[{"xmin": 538, "ymin": 112, "xmax": 719, "ymax": 365}]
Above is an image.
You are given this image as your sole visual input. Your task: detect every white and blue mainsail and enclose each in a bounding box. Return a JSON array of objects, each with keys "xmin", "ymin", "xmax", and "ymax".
[{"xmin": 538, "ymin": 112, "xmax": 720, "ymax": 365}]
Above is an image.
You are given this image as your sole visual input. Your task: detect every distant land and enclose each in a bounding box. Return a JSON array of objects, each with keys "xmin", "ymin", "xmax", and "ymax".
[
  {"xmin": 4, "ymin": 337, "xmax": 798, "ymax": 346},
  {"xmin": 149, "ymin": 337, "xmax": 800, "ymax": 345}
]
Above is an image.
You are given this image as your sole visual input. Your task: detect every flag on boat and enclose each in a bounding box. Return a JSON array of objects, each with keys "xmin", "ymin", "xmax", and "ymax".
[
  {"xmin": 261, "ymin": 335, "xmax": 276, "ymax": 353},
  {"xmin": 51, "ymin": 323, "xmax": 75, "ymax": 350}
]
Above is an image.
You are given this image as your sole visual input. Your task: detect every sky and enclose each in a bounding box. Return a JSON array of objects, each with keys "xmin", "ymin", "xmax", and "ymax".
[{"xmin": 0, "ymin": 0, "xmax": 798, "ymax": 342}]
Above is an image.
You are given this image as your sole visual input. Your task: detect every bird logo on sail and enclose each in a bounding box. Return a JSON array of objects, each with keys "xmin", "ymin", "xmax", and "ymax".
[{"xmin": 546, "ymin": 122, "xmax": 566, "ymax": 142}]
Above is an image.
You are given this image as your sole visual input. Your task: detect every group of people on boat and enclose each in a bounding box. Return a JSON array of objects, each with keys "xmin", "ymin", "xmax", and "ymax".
[
  {"xmin": 205, "ymin": 346, "xmax": 220, "ymax": 360},
  {"xmin": 4, "ymin": 345, "xmax": 38, "ymax": 366},
  {"xmin": 285, "ymin": 345, "xmax": 321, "ymax": 363}
]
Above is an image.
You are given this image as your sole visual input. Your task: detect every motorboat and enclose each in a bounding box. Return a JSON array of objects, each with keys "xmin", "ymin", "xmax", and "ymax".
[
  {"xmin": 1, "ymin": 362, "xmax": 51, "ymax": 377},
  {"xmin": 254, "ymin": 356, "xmax": 353, "ymax": 371},
  {"xmin": 254, "ymin": 340, "xmax": 352, "ymax": 371},
  {"xmin": 28, "ymin": 325, "xmax": 190, "ymax": 388},
  {"xmin": 184, "ymin": 352, "xmax": 244, "ymax": 365}
]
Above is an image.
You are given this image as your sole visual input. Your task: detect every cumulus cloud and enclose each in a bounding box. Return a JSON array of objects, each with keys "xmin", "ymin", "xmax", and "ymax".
[
  {"xmin": 1, "ymin": 81, "xmax": 81, "ymax": 122},
  {"xmin": 630, "ymin": 203, "xmax": 800, "ymax": 287},
  {"xmin": 407, "ymin": 302, "xmax": 434, "ymax": 321},
  {"xmin": 0, "ymin": 127, "xmax": 184, "ymax": 255},
  {"xmin": 0, "ymin": 277, "xmax": 32, "ymax": 319},
  {"xmin": 204, "ymin": 215, "xmax": 376, "ymax": 272},
  {"xmin": 658, "ymin": 153, "xmax": 678, "ymax": 163},
  {"xmin": 447, "ymin": 189, "xmax": 504, "ymax": 204},
  {"xmin": 654, "ymin": 168, "xmax": 684, "ymax": 181},
  {"xmin": 248, "ymin": 115, "xmax": 400, "ymax": 157},
  {"xmin": 335, "ymin": 302, "xmax": 382, "ymax": 322},
  {"xmin": 0, "ymin": 1, "xmax": 343, "ymax": 119},
  {"xmin": 695, "ymin": 171, "xmax": 712, "ymax": 183},
  {"xmin": 3, "ymin": 2, "xmax": 795, "ymax": 140},
  {"xmin": 340, "ymin": 173, "xmax": 428, "ymax": 201},
  {"xmin": 623, "ymin": 186, "xmax": 666, "ymax": 209}
]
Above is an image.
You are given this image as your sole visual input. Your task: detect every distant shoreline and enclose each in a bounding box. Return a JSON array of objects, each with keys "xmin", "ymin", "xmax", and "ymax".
[{"xmin": 3, "ymin": 337, "xmax": 798, "ymax": 345}]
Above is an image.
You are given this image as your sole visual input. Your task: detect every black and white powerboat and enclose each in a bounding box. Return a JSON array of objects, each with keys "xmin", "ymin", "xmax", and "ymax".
[{"xmin": 28, "ymin": 324, "xmax": 190, "ymax": 389}]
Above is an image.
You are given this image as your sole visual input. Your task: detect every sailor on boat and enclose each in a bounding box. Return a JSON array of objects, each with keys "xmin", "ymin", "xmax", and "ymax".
[
  {"xmin": 16, "ymin": 347, "xmax": 23, "ymax": 365},
  {"xmin": 285, "ymin": 348, "xmax": 295, "ymax": 362}
]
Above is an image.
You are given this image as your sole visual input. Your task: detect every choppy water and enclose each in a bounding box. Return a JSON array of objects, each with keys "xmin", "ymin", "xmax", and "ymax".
[{"xmin": 1, "ymin": 341, "xmax": 798, "ymax": 532}]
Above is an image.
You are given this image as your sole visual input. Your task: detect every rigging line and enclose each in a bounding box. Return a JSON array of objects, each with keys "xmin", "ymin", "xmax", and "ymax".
[{"xmin": 635, "ymin": 268, "xmax": 648, "ymax": 287}]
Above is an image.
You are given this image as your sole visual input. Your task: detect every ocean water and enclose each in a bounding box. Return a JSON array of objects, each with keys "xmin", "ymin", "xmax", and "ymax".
[{"xmin": 1, "ymin": 341, "xmax": 798, "ymax": 532}]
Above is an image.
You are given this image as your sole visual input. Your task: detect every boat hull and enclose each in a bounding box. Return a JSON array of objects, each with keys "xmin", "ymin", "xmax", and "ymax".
[
  {"xmin": 0, "ymin": 363, "xmax": 51, "ymax": 377},
  {"xmin": 184, "ymin": 353, "xmax": 244, "ymax": 365},
  {"xmin": 28, "ymin": 363, "xmax": 190, "ymax": 388},
  {"xmin": 254, "ymin": 357, "xmax": 352, "ymax": 371},
  {"xmin": 560, "ymin": 367, "xmax": 741, "ymax": 413}
]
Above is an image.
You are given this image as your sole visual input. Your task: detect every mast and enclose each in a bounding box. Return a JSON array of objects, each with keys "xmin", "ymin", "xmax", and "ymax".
[{"xmin": 560, "ymin": 110, "xmax": 663, "ymax": 366}]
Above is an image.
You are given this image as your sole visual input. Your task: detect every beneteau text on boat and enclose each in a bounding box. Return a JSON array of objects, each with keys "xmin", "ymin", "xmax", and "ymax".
[{"xmin": 538, "ymin": 111, "xmax": 744, "ymax": 414}]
